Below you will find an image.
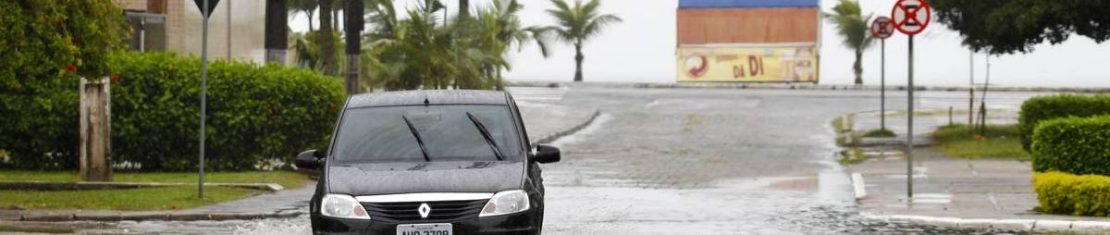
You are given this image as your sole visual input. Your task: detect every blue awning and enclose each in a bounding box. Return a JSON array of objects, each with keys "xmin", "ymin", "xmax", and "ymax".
[{"xmin": 679, "ymin": 0, "xmax": 819, "ymax": 9}]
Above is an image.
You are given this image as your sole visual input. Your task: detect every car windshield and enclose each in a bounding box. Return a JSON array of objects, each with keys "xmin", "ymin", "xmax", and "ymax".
[{"xmin": 332, "ymin": 105, "xmax": 522, "ymax": 163}]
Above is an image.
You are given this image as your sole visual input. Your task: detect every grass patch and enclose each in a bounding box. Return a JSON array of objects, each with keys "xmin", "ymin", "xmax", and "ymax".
[
  {"xmin": 0, "ymin": 171, "xmax": 309, "ymax": 189},
  {"xmin": 839, "ymin": 148, "xmax": 867, "ymax": 165},
  {"xmin": 831, "ymin": 115, "xmax": 854, "ymax": 133},
  {"xmin": 0, "ymin": 186, "xmax": 255, "ymax": 210},
  {"xmin": 932, "ymin": 124, "xmax": 1031, "ymax": 160},
  {"xmin": 861, "ymin": 129, "xmax": 896, "ymax": 138}
]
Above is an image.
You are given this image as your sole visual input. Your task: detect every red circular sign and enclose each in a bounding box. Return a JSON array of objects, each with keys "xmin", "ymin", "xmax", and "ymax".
[
  {"xmin": 891, "ymin": 0, "xmax": 932, "ymax": 36},
  {"xmin": 870, "ymin": 16, "xmax": 895, "ymax": 39}
]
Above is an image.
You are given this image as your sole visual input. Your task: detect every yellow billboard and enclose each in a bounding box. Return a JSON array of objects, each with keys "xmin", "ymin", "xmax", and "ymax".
[{"xmin": 677, "ymin": 46, "xmax": 818, "ymax": 83}]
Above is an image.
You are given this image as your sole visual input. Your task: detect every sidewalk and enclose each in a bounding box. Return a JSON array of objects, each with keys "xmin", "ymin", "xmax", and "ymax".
[
  {"xmin": 843, "ymin": 109, "xmax": 1110, "ymax": 233},
  {"xmin": 505, "ymin": 80, "xmax": 1110, "ymax": 93},
  {"xmin": 0, "ymin": 102, "xmax": 599, "ymax": 223}
]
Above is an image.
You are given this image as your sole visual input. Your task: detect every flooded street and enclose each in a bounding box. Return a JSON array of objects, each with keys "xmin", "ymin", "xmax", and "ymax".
[{"xmin": 71, "ymin": 88, "xmax": 1041, "ymax": 234}]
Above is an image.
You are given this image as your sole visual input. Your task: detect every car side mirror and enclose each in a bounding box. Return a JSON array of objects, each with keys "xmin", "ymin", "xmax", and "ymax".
[
  {"xmin": 295, "ymin": 149, "xmax": 325, "ymax": 169},
  {"xmin": 532, "ymin": 145, "xmax": 561, "ymax": 164}
]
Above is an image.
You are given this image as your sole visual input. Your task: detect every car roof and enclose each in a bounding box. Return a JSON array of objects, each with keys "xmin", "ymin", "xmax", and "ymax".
[{"xmin": 346, "ymin": 90, "xmax": 510, "ymax": 108}]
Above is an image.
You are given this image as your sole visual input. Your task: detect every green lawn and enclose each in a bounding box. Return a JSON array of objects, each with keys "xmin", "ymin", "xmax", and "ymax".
[
  {"xmin": 861, "ymin": 129, "xmax": 896, "ymax": 138},
  {"xmin": 0, "ymin": 171, "xmax": 310, "ymax": 188},
  {"xmin": 932, "ymin": 124, "xmax": 1031, "ymax": 160},
  {"xmin": 0, "ymin": 171, "xmax": 311, "ymax": 210},
  {"xmin": 0, "ymin": 186, "xmax": 254, "ymax": 210}
]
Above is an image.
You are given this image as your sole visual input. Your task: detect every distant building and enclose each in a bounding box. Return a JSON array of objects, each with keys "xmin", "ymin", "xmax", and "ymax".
[
  {"xmin": 676, "ymin": 0, "xmax": 821, "ymax": 83},
  {"xmin": 113, "ymin": 0, "xmax": 269, "ymax": 63}
]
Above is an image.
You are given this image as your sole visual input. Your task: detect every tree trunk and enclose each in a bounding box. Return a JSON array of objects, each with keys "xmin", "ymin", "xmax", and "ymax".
[
  {"xmin": 459, "ymin": 0, "xmax": 470, "ymax": 18},
  {"xmin": 319, "ymin": 0, "xmax": 337, "ymax": 76},
  {"xmin": 265, "ymin": 0, "xmax": 288, "ymax": 64},
  {"xmin": 574, "ymin": 43, "xmax": 583, "ymax": 82},
  {"xmin": 80, "ymin": 77, "xmax": 112, "ymax": 182},
  {"xmin": 853, "ymin": 49, "xmax": 863, "ymax": 85},
  {"xmin": 306, "ymin": 11, "xmax": 314, "ymax": 32}
]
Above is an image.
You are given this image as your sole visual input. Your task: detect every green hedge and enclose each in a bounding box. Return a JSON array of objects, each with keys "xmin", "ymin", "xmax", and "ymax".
[
  {"xmin": 1031, "ymin": 115, "xmax": 1110, "ymax": 176},
  {"xmin": 109, "ymin": 53, "xmax": 345, "ymax": 171},
  {"xmin": 1034, "ymin": 172, "xmax": 1110, "ymax": 216},
  {"xmin": 1019, "ymin": 94, "xmax": 1110, "ymax": 151},
  {"xmin": 0, "ymin": 0, "xmax": 128, "ymax": 170},
  {"xmin": 1, "ymin": 52, "xmax": 345, "ymax": 171}
]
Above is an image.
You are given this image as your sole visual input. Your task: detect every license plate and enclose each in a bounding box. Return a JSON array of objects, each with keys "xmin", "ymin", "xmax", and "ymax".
[{"xmin": 397, "ymin": 223, "xmax": 452, "ymax": 235}]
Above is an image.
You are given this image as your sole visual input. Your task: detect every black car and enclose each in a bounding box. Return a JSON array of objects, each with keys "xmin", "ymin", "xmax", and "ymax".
[{"xmin": 296, "ymin": 90, "xmax": 561, "ymax": 235}]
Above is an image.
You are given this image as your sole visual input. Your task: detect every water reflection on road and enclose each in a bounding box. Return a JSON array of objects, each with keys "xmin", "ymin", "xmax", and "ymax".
[{"xmin": 73, "ymin": 88, "xmax": 1041, "ymax": 234}]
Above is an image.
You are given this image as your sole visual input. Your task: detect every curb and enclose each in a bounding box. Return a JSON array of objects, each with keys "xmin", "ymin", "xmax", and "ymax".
[
  {"xmin": 506, "ymin": 81, "xmax": 1110, "ymax": 93},
  {"xmin": 850, "ymin": 173, "xmax": 867, "ymax": 200},
  {"xmin": 0, "ymin": 181, "xmax": 284, "ymax": 192},
  {"xmin": 861, "ymin": 212, "xmax": 1110, "ymax": 233},
  {"xmin": 531, "ymin": 109, "xmax": 601, "ymax": 145},
  {"xmin": 14, "ymin": 211, "xmax": 303, "ymax": 222}
]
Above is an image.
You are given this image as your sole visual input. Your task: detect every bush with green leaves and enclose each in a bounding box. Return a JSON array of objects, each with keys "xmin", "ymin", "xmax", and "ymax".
[
  {"xmin": 0, "ymin": 1, "xmax": 128, "ymax": 169},
  {"xmin": 107, "ymin": 52, "xmax": 345, "ymax": 171},
  {"xmin": 1031, "ymin": 115, "xmax": 1110, "ymax": 176},
  {"xmin": 1033, "ymin": 171, "xmax": 1110, "ymax": 216},
  {"xmin": 1019, "ymin": 94, "xmax": 1110, "ymax": 151}
]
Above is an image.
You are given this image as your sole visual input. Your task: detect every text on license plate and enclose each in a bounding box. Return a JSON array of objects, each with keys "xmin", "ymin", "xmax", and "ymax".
[{"xmin": 397, "ymin": 223, "xmax": 452, "ymax": 235}]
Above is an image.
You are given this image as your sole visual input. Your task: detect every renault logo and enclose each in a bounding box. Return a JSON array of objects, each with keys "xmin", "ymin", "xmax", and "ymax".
[{"xmin": 418, "ymin": 203, "xmax": 431, "ymax": 219}]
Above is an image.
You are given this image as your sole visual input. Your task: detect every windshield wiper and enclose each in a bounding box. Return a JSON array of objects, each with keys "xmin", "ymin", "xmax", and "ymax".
[
  {"xmin": 465, "ymin": 112, "xmax": 505, "ymax": 161},
  {"xmin": 401, "ymin": 115, "xmax": 432, "ymax": 162}
]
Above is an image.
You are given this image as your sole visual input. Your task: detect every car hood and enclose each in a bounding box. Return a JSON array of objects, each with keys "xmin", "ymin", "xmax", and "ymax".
[{"xmin": 326, "ymin": 161, "xmax": 525, "ymax": 196}]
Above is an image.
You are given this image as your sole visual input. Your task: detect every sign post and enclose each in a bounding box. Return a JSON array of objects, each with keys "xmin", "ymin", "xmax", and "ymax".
[
  {"xmin": 193, "ymin": 0, "xmax": 219, "ymax": 199},
  {"xmin": 891, "ymin": 0, "xmax": 931, "ymax": 200},
  {"xmin": 870, "ymin": 16, "xmax": 894, "ymax": 131}
]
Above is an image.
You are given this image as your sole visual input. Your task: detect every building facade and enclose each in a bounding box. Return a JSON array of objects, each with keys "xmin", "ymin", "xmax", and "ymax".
[
  {"xmin": 114, "ymin": 0, "xmax": 268, "ymax": 63},
  {"xmin": 676, "ymin": 0, "xmax": 821, "ymax": 83}
]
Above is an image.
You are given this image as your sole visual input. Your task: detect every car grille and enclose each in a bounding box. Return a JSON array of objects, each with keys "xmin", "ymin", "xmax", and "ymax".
[{"xmin": 361, "ymin": 200, "xmax": 487, "ymax": 223}]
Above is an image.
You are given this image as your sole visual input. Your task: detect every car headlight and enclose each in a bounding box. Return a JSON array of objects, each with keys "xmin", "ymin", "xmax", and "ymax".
[
  {"xmin": 321, "ymin": 194, "xmax": 370, "ymax": 220},
  {"xmin": 479, "ymin": 190, "xmax": 530, "ymax": 217}
]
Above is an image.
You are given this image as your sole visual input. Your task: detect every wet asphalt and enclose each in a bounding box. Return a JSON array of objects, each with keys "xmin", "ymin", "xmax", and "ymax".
[{"xmin": 69, "ymin": 87, "xmax": 1048, "ymax": 234}]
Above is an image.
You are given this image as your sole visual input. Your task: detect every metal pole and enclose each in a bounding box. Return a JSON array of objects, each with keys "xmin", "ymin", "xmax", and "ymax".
[
  {"xmin": 980, "ymin": 55, "xmax": 991, "ymax": 135},
  {"xmin": 969, "ymin": 50, "xmax": 974, "ymax": 126},
  {"xmin": 199, "ymin": 0, "xmax": 209, "ymax": 199},
  {"xmin": 906, "ymin": 35, "xmax": 915, "ymax": 200},
  {"xmin": 880, "ymin": 39, "xmax": 886, "ymax": 130},
  {"xmin": 227, "ymin": 1, "xmax": 232, "ymax": 59}
]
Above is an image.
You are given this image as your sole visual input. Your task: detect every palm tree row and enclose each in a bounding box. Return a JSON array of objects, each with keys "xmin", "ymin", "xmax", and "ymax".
[{"xmin": 290, "ymin": 0, "xmax": 621, "ymax": 90}]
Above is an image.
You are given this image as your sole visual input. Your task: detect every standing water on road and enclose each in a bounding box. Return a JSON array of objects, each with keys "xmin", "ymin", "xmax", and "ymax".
[{"xmin": 75, "ymin": 88, "xmax": 1034, "ymax": 234}]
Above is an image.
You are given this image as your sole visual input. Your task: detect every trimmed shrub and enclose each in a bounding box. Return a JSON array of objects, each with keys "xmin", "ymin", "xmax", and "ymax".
[
  {"xmin": 1019, "ymin": 94, "xmax": 1110, "ymax": 151},
  {"xmin": 1, "ymin": 52, "xmax": 345, "ymax": 171},
  {"xmin": 1031, "ymin": 115, "xmax": 1110, "ymax": 175},
  {"xmin": 106, "ymin": 52, "xmax": 345, "ymax": 171},
  {"xmin": 1033, "ymin": 172, "xmax": 1110, "ymax": 216}
]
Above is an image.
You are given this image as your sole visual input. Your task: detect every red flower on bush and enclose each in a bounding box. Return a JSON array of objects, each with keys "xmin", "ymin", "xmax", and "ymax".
[
  {"xmin": 65, "ymin": 64, "xmax": 77, "ymax": 73},
  {"xmin": 111, "ymin": 74, "xmax": 121, "ymax": 84}
]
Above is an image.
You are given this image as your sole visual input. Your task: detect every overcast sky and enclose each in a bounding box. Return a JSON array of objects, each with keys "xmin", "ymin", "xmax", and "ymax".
[{"xmin": 290, "ymin": 0, "xmax": 1110, "ymax": 87}]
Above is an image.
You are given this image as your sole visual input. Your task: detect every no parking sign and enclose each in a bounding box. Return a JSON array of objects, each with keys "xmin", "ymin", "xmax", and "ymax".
[
  {"xmin": 891, "ymin": 0, "xmax": 931, "ymax": 36},
  {"xmin": 891, "ymin": 0, "xmax": 931, "ymax": 200}
]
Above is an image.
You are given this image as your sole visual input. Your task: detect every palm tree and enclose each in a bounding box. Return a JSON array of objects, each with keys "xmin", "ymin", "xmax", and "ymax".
[
  {"xmin": 825, "ymin": 0, "xmax": 873, "ymax": 85},
  {"xmin": 288, "ymin": 0, "xmax": 317, "ymax": 32},
  {"xmin": 543, "ymin": 0, "xmax": 621, "ymax": 82}
]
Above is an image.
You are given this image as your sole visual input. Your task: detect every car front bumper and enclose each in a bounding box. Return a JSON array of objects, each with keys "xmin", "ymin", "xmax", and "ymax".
[{"xmin": 311, "ymin": 209, "xmax": 540, "ymax": 235}]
